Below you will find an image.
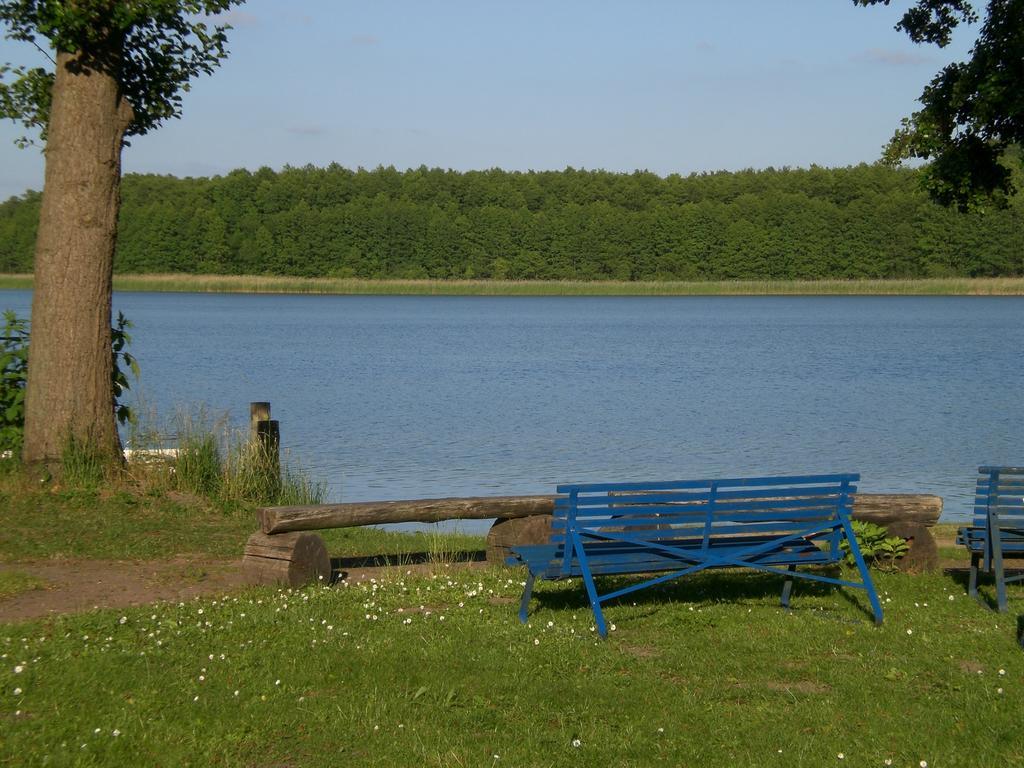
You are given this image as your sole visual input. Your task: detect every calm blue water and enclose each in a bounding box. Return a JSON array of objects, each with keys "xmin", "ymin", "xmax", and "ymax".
[{"xmin": 2, "ymin": 291, "xmax": 1021, "ymax": 525}]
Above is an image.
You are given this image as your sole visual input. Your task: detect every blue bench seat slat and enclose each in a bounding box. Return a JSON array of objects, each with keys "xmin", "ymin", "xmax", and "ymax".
[
  {"xmin": 562, "ymin": 507, "xmax": 842, "ymax": 526},
  {"xmin": 510, "ymin": 473, "xmax": 881, "ymax": 637},
  {"xmin": 570, "ymin": 485, "xmax": 851, "ymax": 507},
  {"xmin": 569, "ymin": 498, "xmax": 848, "ymax": 517},
  {"xmin": 556, "ymin": 474, "xmax": 858, "ymax": 494},
  {"xmin": 515, "ymin": 540, "xmax": 836, "ymax": 580},
  {"xmin": 572, "ymin": 521, "xmax": 840, "ymax": 538}
]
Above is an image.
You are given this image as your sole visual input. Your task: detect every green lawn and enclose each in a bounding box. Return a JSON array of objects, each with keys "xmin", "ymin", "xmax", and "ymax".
[
  {"xmin": 1, "ymin": 471, "xmax": 1021, "ymax": 766},
  {"xmin": 2, "ymin": 562, "xmax": 1022, "ymax": 766}
]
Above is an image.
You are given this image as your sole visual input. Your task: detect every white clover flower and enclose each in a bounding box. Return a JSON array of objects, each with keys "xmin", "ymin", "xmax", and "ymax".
[
  {"xmin": 906, "ymin": 629, "xmax": 913, "ymax": 635},
  {"xmin": 13, "ymin": 665, "xmax": 23, "ymax": 674},
  {"xmin": 119, "ymin": 617, "xmax": 127, "ymax": 625},
  {"xmin": 571, "ymin": 738, "xmax": 582, "ymax": 748},
  {"xmin": 837, "ymin": 753, "xmax": 844, "ymax": 760},
  {"xmin": 13, "ymin": 687, "xmax": 21, "ymax": 695},
  {"xmin": 112, "ymin": 730, "xmax": 120, "ymax": 737}
]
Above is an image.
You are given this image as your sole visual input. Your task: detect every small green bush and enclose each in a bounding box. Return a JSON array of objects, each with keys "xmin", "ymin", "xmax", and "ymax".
[
  {"xmin": 842, "ymin": 520, "xmax": 910, "ymax": 570},
  {"xmin": 0, "ymin": 310, "xmax": 29, "ymax": 453}
]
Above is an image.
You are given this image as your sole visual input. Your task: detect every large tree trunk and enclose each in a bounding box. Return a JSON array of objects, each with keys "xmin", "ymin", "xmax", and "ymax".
[{"xmin": 22, "ymin": 49, "xmax": 134, "ymax": 467}]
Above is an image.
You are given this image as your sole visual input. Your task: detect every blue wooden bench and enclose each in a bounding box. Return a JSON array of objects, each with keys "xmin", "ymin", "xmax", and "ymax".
[
  {"xmin": 507, "ymin": 473, "xmax": 883, "ymax": 637},
  {"xmin": 957, "ymin": 466, "xmax": 1024, "ymax": 612}
]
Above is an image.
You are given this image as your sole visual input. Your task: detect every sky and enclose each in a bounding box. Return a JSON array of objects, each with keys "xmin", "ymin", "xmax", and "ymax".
[{"xmin": 0, "ymin": 0, "xmax": 981, "ymax": 201}]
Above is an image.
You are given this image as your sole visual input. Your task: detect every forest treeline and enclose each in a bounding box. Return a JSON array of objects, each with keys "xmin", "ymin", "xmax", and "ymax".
[{"xmin": 1, "ymin": 163, "xmax": 1022, "ymax": 280}]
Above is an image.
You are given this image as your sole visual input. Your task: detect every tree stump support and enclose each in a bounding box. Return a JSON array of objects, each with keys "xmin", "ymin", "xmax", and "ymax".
[{"xmin": 241, "ymin": 531, "xmax": 331, "ymax": 587}]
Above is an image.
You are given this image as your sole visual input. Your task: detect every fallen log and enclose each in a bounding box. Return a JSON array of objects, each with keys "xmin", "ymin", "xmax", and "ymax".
[
  {"xmin": 259, "ymin": 495, "xmax": 558, "ymax": 534},
  {"xmin": 851, "ymin": 494, "xmax": 942, "ymax": 526},
  {"xmin": 260, "ymin": 492, "xmax": 941, "ymax": 535}
]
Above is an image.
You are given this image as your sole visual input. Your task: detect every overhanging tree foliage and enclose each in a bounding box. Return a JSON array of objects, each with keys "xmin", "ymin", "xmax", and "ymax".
[
  {"xmin": 857, "ymin": 0, "xmax": 1024, "ymax": 210},
  {"xmin": 0, "ymin": 0, "xmax": 242, "ymax": 466}
]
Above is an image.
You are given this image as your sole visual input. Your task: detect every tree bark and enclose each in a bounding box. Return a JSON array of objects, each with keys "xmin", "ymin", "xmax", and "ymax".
[{"xmin": 23, "ymin": 48, "xmax": 134, "ymax": 466}]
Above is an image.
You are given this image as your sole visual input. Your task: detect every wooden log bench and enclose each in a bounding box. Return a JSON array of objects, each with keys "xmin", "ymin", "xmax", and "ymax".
[
  {"xmin": 243, "ymin": 490, "xmax": 942, "ymax": 587},
  {"xmin": 507, "ymin": 473, "xmax": 884, "ymax": 638},
  {"xmin": 242, "ymin": 495, "xmax": 554, "ymax": 586},
  {"xmin": 957, "ymin": 466, "xmax": 1024, "ymax": 612}
]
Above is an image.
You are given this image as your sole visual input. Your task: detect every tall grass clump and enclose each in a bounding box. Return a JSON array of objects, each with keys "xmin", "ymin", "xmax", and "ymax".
[
  {"xmin": 163, "ymin": 409, "xmax": 324, "ymax": 508},
  {"xmin": 174, "ymin": 427, "xmax": 222, "ymax": 497},
  {"xmin": 59, "ymin": 434, "xmax": 110, "ymax": 489}
]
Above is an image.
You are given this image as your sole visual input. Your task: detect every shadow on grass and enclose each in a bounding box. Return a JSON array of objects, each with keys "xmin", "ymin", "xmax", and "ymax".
[
  {"xmin": 331, "ymin": 549, "xmax": 486, "ymax": 573},
  {"xmin": 527, "ymin": 567, "xmax": 879, "ymax": 623},
  {"xmin": 944, "ymin": 563, "xmax": 1024, "ymax": 612}
]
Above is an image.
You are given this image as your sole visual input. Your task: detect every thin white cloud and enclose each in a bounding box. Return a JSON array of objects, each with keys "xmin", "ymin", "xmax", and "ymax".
[
  {"xmin": 856, "ymin": 47, "xmax": 932, "ymax": 67},
  {"xmin": 351, "ymin": 34, "xmax": 380, "ymax": 46}
]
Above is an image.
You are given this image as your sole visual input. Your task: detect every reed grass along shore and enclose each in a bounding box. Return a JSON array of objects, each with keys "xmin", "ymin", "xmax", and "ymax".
[{"xmin": 2, "ymin": 273, "xmax": 1024, "ymax": 296}]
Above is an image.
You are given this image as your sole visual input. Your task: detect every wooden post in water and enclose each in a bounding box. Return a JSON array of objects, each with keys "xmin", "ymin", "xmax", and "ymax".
[
  {"xmin": 249, "ymin": 401, "xmax": 280, "ymax": 490},
  {"xmin": 250, "ymin": 401, "xmax": 271, "ymax": 439}
]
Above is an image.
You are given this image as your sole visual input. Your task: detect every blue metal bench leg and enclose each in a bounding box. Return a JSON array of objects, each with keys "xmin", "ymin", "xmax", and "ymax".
[
  {"xmin": 518, "ymin": 573, "xmax": 536, "ymax": 623},
  {"xmin": 572, "ymin": 533, "xmax": 608, "ymax": 638},
  {"xmin": 968, "ymin": 552, "xmax": 980, "ymax": 599},
  {"xmin": 841, "ymin": 517, "xmax": 884, "ymax": 625},
  {"xmin": 780, "ymin": 564, "xmax": 796, "ymax": 609},
  {"xmin": 991, "ymin": 529, "xmax": 1008, "ymax": 613}
]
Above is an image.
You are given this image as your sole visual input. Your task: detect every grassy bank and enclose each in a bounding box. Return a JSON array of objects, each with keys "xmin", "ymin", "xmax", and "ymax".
[
  {"xmin": 1, "ymin": 460, "xmax": 1022, "ymax": 765},
  {"xmin": 0, "ymin": 466, "xmax": 482, "ymax": 566},
  {"xmin": 2, "ymin": 558, "xmax": 1022, "ymax": 765},
  {"xmin": 3, "ymin": 273, "xmax": 1024, "ymax": 295}
]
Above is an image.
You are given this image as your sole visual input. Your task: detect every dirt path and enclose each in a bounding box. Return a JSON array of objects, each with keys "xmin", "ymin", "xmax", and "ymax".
[
  {"xmin": 0, "ymin": 557, "xmax": 249, "ymax": 623},
  {"xmin": 0, "ymin": 556, "xmax": 491, "ymax": 623}
]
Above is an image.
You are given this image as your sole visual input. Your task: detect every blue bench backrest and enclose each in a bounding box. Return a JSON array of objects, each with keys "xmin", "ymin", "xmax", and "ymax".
[
  {"xmin": 552, "ymin": 473, "xmax": 858, "ymax": 554},
  {"xmin": 971, "ymin": 466, "xmax": 1024, "ymax": 530}
]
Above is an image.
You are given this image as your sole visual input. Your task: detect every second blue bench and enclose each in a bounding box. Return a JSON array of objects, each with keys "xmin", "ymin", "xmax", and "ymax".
[{"xmin": 957, "ymin": 466, "xmax": 1024, "ymax": 612}]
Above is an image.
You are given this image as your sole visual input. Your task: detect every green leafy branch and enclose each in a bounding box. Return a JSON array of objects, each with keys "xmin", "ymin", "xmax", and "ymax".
[{"xmin": 0, "ymin": 310, "xmax": 139, "ymax": 452}]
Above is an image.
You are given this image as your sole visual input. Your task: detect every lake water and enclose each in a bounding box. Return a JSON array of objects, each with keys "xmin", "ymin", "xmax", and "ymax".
[{"xmin": 2, "ymin": 290, "xmax": 1022, "ymax": 526}]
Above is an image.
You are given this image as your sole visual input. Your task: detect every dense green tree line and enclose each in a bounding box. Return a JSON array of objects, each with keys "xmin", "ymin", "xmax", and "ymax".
[{"xmin": 1, "ymin": 163, "xmax": 1022, "ymax": 280}]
